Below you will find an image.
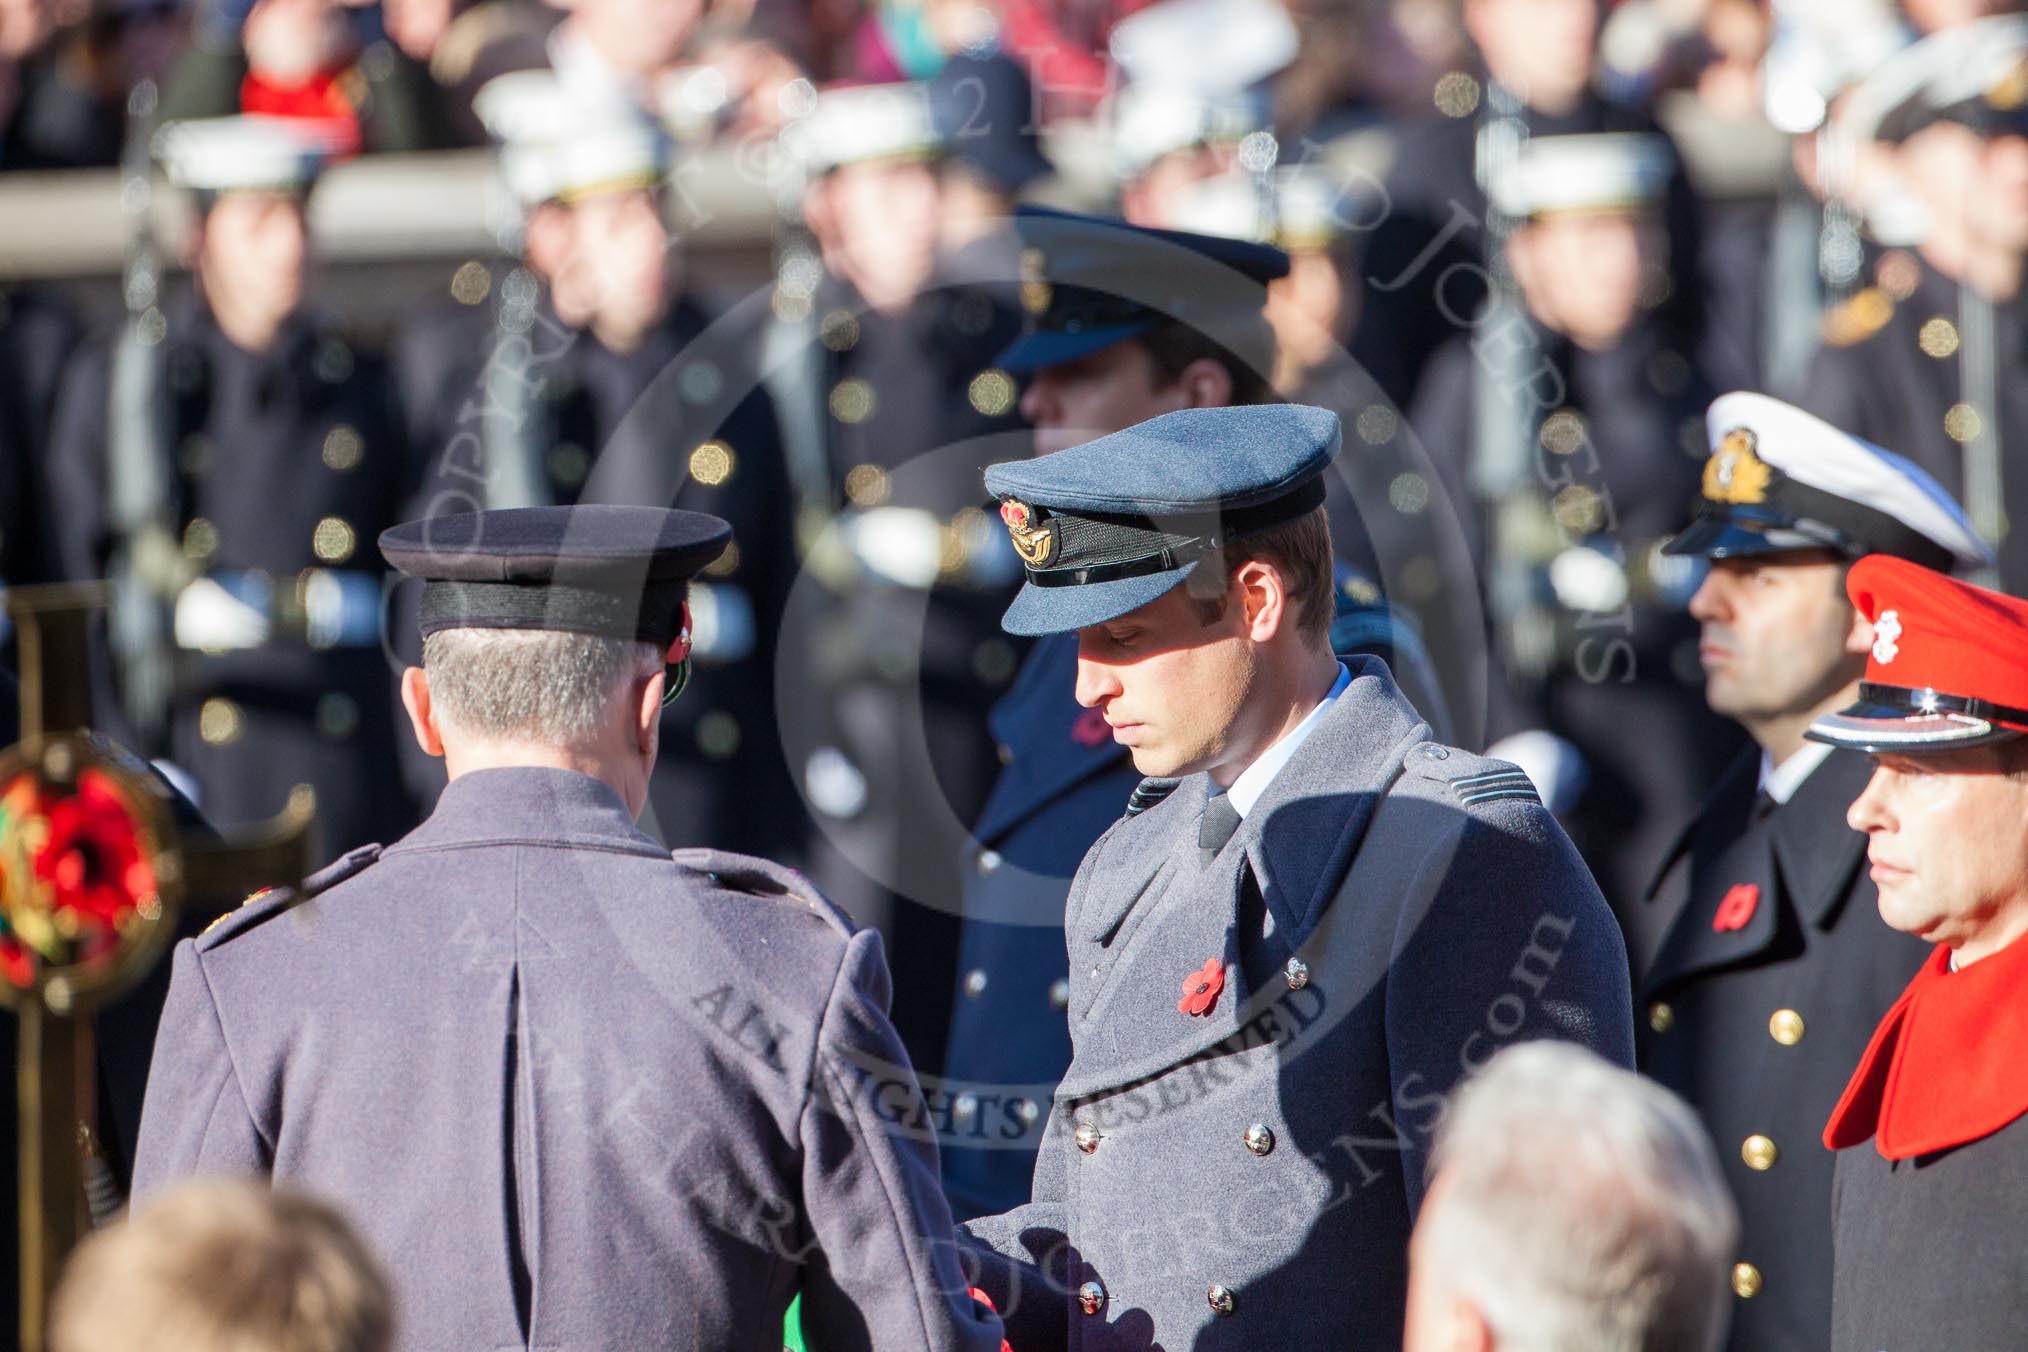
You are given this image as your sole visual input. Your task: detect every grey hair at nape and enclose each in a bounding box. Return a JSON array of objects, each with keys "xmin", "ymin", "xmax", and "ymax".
[
  {"xmin": 1422, "ymin": 1041, "xmax": 1739, "ymax": 1352},
  {"xmin": 422, "ymin": 628, "xmax": 663, "ymax": 748}
]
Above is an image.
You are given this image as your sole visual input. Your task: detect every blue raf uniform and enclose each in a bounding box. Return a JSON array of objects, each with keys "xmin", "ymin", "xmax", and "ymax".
[
  {"xmin": 1637, "ymin": 393, "xmax": 1991, "ymax": 1349},
  {"xmin": 133, "ymin": 505, "xmax": 1007, "ymax": 1352},
  {"xmin": 955, "ymin": 406, "xmax": 1634, "ymax": 1350},
  {"xmin": 936, "ymin": 210, "xmax": 1453, "ymax": 1218}
]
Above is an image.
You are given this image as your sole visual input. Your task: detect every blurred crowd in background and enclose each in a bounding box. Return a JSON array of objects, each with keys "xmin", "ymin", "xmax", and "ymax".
[{"xmin": 3, "ymin": 0, "xmax": 2027, "ymax": 1101}]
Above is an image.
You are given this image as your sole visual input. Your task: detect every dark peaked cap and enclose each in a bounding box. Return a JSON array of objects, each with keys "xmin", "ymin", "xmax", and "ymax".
[
  {"xmin": 984, "ymin": 404, "xmax": 1341, "ymax": 636},
  {"xmin": 380, "ymin": 505, "xmax": 731, "ymax": 646}
]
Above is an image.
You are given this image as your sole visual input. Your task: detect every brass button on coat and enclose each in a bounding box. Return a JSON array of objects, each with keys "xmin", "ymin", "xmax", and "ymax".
[
  {"xmin": 1284, "ymin": 956, "xmax": 1310, "ymax": 990},
  {"xmin": 1769, "ymin": 1009, "xmax": 1805, "ymax": 1045},
  {"xmin": 1047, "ymin": 978, "xmax": 1070, "ymax": 1011},
  {"xmin": 1078, "ymin": 1282, "xmax": 1105, "ymax": 1315},
  {"xmin": 1074, "ymin": 1122, "xmax": 1101, "ymax": 1154},
  {"xmin": 1207, "ymin": 1285, "xmax": 1235, "ymax": 1316},
  {"xmin": 1741, "ymin": 1134, "xmax": 1778, "ymax": 1171},
  {"xmin": 1243, "ymin": 1124, "xmax": 1275, "ymax": 1156},
  {"xmin": 1648, "ymin": 1001, "xmax": 1675, "ymax": 1034},
  {"xmin": 1732, "ymin": 1263, "xmax": 1763, "ymax": 1299}
]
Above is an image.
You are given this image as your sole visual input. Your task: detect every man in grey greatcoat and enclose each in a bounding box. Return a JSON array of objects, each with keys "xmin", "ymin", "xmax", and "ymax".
[
  {"xmin": 958, "ymin": 405, "xmax": 1636, "ymax": 1350},
  {"xmin": 132, "ymin": 504, "xmax": 1006, "ymax": 1352}
]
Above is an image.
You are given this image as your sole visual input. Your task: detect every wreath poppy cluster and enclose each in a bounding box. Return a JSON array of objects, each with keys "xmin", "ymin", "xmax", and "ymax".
[{"xmin": 0, "ymin": 769, "xmax": 160, "ymax": 991}]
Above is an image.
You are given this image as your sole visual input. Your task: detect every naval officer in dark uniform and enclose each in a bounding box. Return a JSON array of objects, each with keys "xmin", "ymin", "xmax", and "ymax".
[
  {"xmin": 394, "ymin": 73, "xmax": 799, "ymax": 859},
  {"xmin": 134, "ymin": 504, "xmax": 1008, "ymax": 1352},
  {"xmin": 1805, "ymin": 556, "xmax": 2028, "ymax": 1349},
  {"xmin": 1801, "ymin": 23, "xmax": 2028, "ymax": 589},
  {"xmin": 958, "ymin": 405, "xmax": 1634, "ymax": 1351},
  {"xmin": 937, "ymin": 205, "xmax": 1449, "ymax": 1220},
  {"xmin": 1638, "ymin": 393, "xmax": 1990, "ymax": 1349},
  {"xmin": 42, "ymin": 115, "xmax": 418, "ymax": 858}
]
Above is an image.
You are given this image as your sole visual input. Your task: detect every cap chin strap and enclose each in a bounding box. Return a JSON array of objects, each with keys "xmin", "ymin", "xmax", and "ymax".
[{"xmin": 662, "ymin": 602, "xmax": 694, "ymax": 707}]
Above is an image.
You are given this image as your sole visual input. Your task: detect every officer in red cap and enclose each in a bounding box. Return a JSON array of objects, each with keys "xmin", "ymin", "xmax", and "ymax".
[{"xmin": 1806, "ymin": 553, "xmax": 2028, "ymax": 1349}]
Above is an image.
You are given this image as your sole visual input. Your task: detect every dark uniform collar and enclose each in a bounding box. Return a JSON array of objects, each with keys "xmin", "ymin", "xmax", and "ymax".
[{"xmin": 387, "ymin": 767, "xmax": 668, "ymax": 858}]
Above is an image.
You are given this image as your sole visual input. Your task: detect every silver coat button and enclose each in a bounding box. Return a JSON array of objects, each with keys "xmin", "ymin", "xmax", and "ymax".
[
  {"xmin": 1048, "ymin": 977, "xmax": 1071, "ymax": 1010},
  {"xmin": 1284, "ymin": 956, "xmax": 1310, "ymax": 990},
  {"xmin": 1079, "ymin": 1282, "xmax": 1105, "ymax": 1315},
  {"xmin": 1243, "ymin": 1124, "xmax": 1275, "ymax": 1156},
  {"xmin": 963, "ymin": 969, "xmax": 988, "ymax": 998},
  {"xmin": 1423, "ymin": 744, "xmax": 1450, "ymax": 761},
  {"xmin": 1074, "ymin": 1121, "xmax": 1101, "ymax": 1154},
  {"xmin": 977, "ymin": 849, "xmax": 1003, "ymax": 874},
  {"xmin": 1207, "ymin": 1285, "xmax": 1235, "ymax": 1315}
]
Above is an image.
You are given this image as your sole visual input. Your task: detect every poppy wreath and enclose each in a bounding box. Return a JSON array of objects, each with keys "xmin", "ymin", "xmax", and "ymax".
[{"xmin": 0, "ymin": 767, "xmax": 162, "ymax": 992}]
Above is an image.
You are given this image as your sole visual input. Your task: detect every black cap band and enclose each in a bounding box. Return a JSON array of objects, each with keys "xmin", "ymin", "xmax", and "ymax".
[
  {"xmin": 419, "ymin": 578, "xmax": 689, "ymax": 646},
  {"xmin": 1860, "ymin": 682, "xmax": 2028, "ymax": 732},
  {"xmin": 1666, "ymin": 486, "xmax": 1956, "ymax": 572},
  {"xmin": 1020, "ymin": 477, "xmax": 1327, "ymax": 588}
]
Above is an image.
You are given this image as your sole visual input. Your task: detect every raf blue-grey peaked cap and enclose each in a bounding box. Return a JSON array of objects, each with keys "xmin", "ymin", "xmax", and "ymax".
[{"xmin": 983, "ymin": 404, "xmax": 1341, "ymax": 636}]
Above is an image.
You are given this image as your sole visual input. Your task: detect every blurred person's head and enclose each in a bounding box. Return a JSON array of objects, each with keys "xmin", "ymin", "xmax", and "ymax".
[
  {"xmin": 1262, "ymin": 165, "xmax": 1367, "ymax": 388},
  {"xmin": 1492, "ymin": 133, "xmax": 1672, "ymax": 349},
  {"xmin": 49, "ymin": 1179, "xmax": 394, "ymax": 1352},
  {"xmin": 567, "ymin": 0, "xmax": 705, "ymax": 87},
  {"xmin": 1463, "ymin": 0, "xmax": 1601, "ymax": 115},
  {"xmin": 380, "ymin": 0, "xmax": 457, "ymax": 64},
  {"xmin": 1903, "ymin": 0, "xmax": 2026, "ymax": 34},
  {"xmin": 1403, "ymin": 1041, "xmax": 1737, "ymax": 1352},
  {"xmin": 796, "ymin": 82, "xmax": 943, "ymax": 315},
  {"xmin": 386, "ymin": 506, "xmax": 731, "ymax": 821},
  {"xmin": 159, "ymin": 117, "xmax": 328, "ymax": 352},
  {"xmin": 0, "ymin": 0, "xmax": 67, "ymax": 59},
  {"xmin": 242, "ymin": 0, "xmax": 352, "ymax": 82},
  {"xmin": 1667, "ymin": 392, "xmax": 1990, "ymax": 762},
  {"xmin": 526, "ymin": 185, "xmax": 673, "ymax": 353},
  {"xmin": 476, "ymin": 74, "xmax": 676, "ymax": 351},
  {"xmin": 997, "ymin": 207, "xmax": 1285, "ymax": 456},
  {"xmin": 195, "ymin": 188, "xmax": 312, "ymax": 349}
]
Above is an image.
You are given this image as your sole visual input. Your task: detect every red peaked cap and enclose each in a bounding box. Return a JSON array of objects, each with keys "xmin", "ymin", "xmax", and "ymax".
[{"xmin": 1807, "ymin": 555, "xmax": 2028, "ymax": 753}]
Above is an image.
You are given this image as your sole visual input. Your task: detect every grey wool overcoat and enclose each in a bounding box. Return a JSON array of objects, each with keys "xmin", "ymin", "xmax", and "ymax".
[
  {"xmin": 961, "ymin": 659, "xmax": 1636, "ymax": 1350},
  {"xmin": 132, "ymin": 766, "xmax": 1005, "ymax": 1352}
]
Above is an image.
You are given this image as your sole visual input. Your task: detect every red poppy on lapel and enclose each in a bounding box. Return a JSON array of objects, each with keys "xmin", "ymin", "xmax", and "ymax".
[
  {"xmin": 1712, "ymin": 883, "xmax": 1759, "ymax": 933},
  {"xmin": 1071, "ymin": 708, "xmax": 1110, "ymax": 748},
  {"xmin": 1179, "ymin": 957, "xmax": 1225, "ymax": 1016}
]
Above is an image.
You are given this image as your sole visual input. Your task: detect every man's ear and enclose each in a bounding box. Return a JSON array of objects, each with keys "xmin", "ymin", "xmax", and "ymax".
[
  {"xmin": 1234, "ymin": 559, "xmax": 1289, "ymax": 640},
  {"xmin": 1175, "ymin": 356, "xmax": 1234, "ymax": 409},
  {"xmin": 523, "ymin": 202, "xmax": 572, "ymax": 280},
  {"xmin": 635, "ymin": 667, "xmax": 666, "ymax": 756},
  {"xmin": 400, "ymin": 667, "xmax": 444, "ymax": 758}
]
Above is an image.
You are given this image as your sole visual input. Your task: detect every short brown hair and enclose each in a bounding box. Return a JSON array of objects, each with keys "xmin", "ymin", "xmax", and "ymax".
[
  {"xmin": 1191, "ymin": 505, "xmax": 1336, "ymax": 646},
  {"xmin": 51, "ymin": 1180, "xmax": 394, "ymax": 1352}
]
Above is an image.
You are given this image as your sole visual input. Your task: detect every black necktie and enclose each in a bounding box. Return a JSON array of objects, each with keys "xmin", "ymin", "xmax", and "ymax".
[{"xmin": 1200, "ymin": 794, "xmax": 1243, "ymax": 863}]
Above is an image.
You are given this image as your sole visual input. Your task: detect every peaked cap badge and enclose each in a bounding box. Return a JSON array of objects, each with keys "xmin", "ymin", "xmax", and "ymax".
[
  {"xmin": 1703, "ymin": 427, "xmax": 1774, "ymax": 506},
  {"xmin": 1000, "ymin": 498, "xmax": 1056, "ymax": 567}
]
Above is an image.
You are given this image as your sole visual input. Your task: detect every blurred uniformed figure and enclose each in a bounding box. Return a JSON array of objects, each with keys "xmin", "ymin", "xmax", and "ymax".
[
  {"xmin": 43, "ymin": 115, "xmax": 417, "ymax": 858},
  {"xmin": 1807, "ymin": 557, "xmax": 2028, "ymax": 1348},
  {"xmin": 0, "ymin": 284, "xmax": 81, "ymax": 588},
  {"xmin": 134, "ymin": 504, "xmax": 1008, "ymax": 1352},
  {"xmin": 1408, "ymin": 130, "xmax": 1744, "ymax": 912},
  {"xmin": 766, "ymin": 80, "xmax": 1027, "ymax": 1066},
  {"xmin": 958, "ymin": 405, "xmax": 1633, "ymax": 1351},
  {"xmin": 1802, "ymin": 18, "xmax": 2028, "ymax": 588},
  {"xmin": 393, "ymin": 72, "xmax": 799, "ymax": 858},
  {"xmin": 937, "ymin": 206, "xmax": 1450, "ymax": 1219},
  {"xmin": 1639, "ymin": 394, "xmax": 1988, "ymax": 1351},
  {"xmin": 1352, "ymin": 0, "xmax": 1703, "ymax": 412}
]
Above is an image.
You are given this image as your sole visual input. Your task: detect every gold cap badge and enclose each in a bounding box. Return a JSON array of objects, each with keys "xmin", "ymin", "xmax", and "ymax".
[
  {"xmin": 1000, "ymin": 498, "xmax": 1055, "ymax": 566},
  {"xmin": 1703, "ymin": 427, "xmax": 1773, "ymax": 505}
]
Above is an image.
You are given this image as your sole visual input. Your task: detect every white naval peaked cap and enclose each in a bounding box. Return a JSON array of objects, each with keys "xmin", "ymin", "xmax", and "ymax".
[
  {"xmin": 1663, "ymin": 391, "xmax": 1991, "ymax": 576},
  {"xmin": 784, "ymin": 81, "xmax": 938, "ymax": 175},
  {"xmin": 1485, "ymin": 132, "xmax": 1674, "ymax": 220},
  {"xmin": 1108, "ymin": 0, "xmax": 1298, "ymax": 95},
  {"xmin": 155, "ymin": 116, "xmax": 339, "ymax": 192},
  {"xmin": 473, "ymin": 70, "xmax": 669, "ymax": 205}
]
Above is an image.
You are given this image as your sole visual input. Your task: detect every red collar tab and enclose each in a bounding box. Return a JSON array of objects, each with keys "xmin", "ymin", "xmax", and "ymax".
[{"xmin": 1825, "ymin": 936, "xmax": 2028, "ymax": 1158}]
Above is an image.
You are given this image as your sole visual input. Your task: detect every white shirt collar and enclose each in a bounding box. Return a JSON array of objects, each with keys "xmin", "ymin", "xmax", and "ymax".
[
  {"xmin": 1219, "ymin": 663, "xmax": 1352, "ymax": 820},
  {"xmin": 1758, "ymin": 740, "xmax": 1834, "ymax": 805}
]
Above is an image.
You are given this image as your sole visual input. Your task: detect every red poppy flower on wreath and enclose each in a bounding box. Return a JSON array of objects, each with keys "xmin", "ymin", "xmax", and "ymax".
[{"xmin": 1178, "ymin": 957, "xmax": 1225, "ymax": 1016}]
